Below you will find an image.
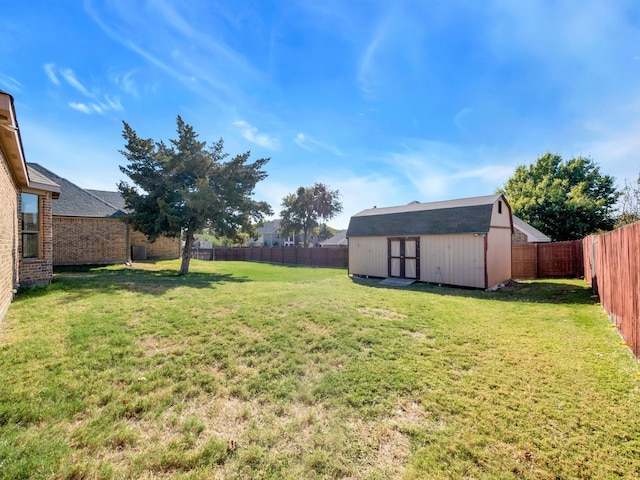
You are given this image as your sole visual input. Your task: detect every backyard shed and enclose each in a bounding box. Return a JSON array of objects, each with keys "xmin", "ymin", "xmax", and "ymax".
[{"xmin": 346, "ymin": 194, "xmax": 513, "ymax": 289}]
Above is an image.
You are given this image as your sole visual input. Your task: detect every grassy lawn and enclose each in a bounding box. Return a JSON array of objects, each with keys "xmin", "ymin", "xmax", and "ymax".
[{"xmin": 1, "ymin": 260, "xmax": 639, "ymax": 479}]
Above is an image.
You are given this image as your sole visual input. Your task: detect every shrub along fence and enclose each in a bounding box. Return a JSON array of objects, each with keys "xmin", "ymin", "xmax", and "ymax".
[
  {"xmin": 512, "ymin": 240, "xmax": 584, "ymax": 279},
  {"xmin": 583, "ymin": 222, "xmax": 640, "ymax": 359},
  {"xmin": 191, "ymin": 246, "xmax": 348, "ymax": 268}
]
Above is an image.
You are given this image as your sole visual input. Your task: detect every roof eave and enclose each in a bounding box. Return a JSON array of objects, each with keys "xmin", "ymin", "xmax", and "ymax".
[{"xmin": 0, "ymin": 92, "xmax": 29, "ymax": 187}]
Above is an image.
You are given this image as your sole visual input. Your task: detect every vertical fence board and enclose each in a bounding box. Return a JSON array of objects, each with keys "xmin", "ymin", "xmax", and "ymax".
[
  {"xmin": 584, "ymin": 222, "xmax": 640, "ymax": 359},
  {"xmin": 512, "ymin": 240, "xmax": 583, "ymax": 279},
  {"xmin": 195, "ymin": 247, "xmax": 348, "ymax": 269}
]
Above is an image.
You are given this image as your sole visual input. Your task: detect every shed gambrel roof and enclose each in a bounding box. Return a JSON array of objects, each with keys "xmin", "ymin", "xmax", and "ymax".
[
  {"xmin": 347, "ymin": 194, "xmax": 505, "ymax": 237},
  {"xmin": 27, "ymin": 163, "xmax": 125, "ymax": 218}
]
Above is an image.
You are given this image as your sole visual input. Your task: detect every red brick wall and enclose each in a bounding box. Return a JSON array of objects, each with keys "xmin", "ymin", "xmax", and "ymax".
[
  {"xmin": 18, "ymin": 191, "xmax": 54, "ymax": 286},
  {"xmin": 53, "ymin": 217, "xmax": 180, "ymax": 265},
  {"xmin": 0, "ymin": 150, "xmax": 18, "ymax": 319},
  {"xmin": 130, "ymin": 230, "xmax": 181, "ymax": 260},
  {"xmin": 512, "ymin": 228, "xmax": 529, "ymax": 245},
  {"xmin": 53, "ymin": 217, "xmax": 129, "ymax": 265}
]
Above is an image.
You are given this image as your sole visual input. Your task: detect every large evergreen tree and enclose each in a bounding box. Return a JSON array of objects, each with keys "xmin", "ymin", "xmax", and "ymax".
[
  {"xmin": 498, "ymin": 153, "xmax": 619, "ymax": 241},
  {"xmin": 280, "ymin": 183, "xmax": 342, "ymax": 247},
  {"xmin": 118, "ymin": 116, "xmax": 272, "ymax": 274}
]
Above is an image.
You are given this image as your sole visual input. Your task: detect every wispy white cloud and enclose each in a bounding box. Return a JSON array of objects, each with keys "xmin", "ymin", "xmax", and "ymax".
[
  {"xmin": 0, "ymin": 74, "xmax": 22, "ymax": 93},
  {"xmin": 385, "ymin": 140, "xmax": 518, "ymax": 201},
  {"xmin": 59, "ymin": 68, "xmax": 92, "ymax": 96},
  {"xmin": 295, "ymin": 132, "xmax": 344, "ymax": 156},
  {"xmin": 84, "ymin": 0, "xmax": 257, "ymax": 112},
  {"xmin": 453, "ymin": 108, "xmax": 472, "ymax": 131},
  {"xmin": 357, "ymin": 13, "xmax": 391, "ymax": 99},
  {"xmin": 109, "ymin": 70, "xmax": 140, "ymax": 97},
  {"xmin": 68, "ymin": 102, "xmax": 92, "ymax": 114},
  {"xmin": 43, "ymin": 63, "xmax": 59, "ymax": 85},
  {"xmin": 44, "ymin": 63, "xmax": 124, "ymax": 115},
  {"xmin": 233, "ymin": 120, "xmax": 278, "ymax": 150}
]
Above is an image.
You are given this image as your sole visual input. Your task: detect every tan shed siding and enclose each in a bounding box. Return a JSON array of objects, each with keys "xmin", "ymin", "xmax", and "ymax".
[
  {"xmin": 486, "ymin": 227, "xmax": 512, "ymax": 287},
  {"xmin": 53, "ymin": 217, "xmax": 129, "ymax": 265},
  {"xmin": 18, "ymin": 191, "xmax": 54, "ymax": 286},
  {"xmin": 348, "ymin": 236, "xmax": 388, "ymax": 278},
  {"xmin": 130, "ymin": 230, "xmax": 181, "ymax": 260},
  {"xmin": 492, "ymin": 198, "xmax": 512, "ymax": 227},
  {"xmin": 0, "ymin": 150, "xmax": 18, "ymax": 320},
  {"xmin": 420, "ymin": 234, "xmax": 485, "ymax": 288}
]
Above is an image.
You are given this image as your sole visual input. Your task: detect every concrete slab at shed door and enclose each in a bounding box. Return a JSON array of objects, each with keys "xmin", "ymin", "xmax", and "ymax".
[{"xmin": 379, "ymin": 277, "xmax": 416, "ymax": 286}]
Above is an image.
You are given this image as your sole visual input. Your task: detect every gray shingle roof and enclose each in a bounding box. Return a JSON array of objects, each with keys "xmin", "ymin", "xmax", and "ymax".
[
  {"xmin": 86, "ymin": 190, "xmax": 127, "ymax": 211},
  {"xmin": 347, "ymin": 194, "xmax": 502, "ymax": 237},
  {"xmin": 321, "ymin": 229, "xmax": 347, "ymax": 246},
  {"xmin": 27, "ymin": 163, "xmax": 125, "ymax": 218},
  {"xmin": 257, "ymin": 219, "xmax": 281, "ymax": 235},
  {"xmin": 513, "ymin": 216, "xmax": 551, "ymax": 242}
]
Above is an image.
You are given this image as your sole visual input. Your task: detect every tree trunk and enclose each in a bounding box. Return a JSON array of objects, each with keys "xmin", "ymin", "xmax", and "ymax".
[{"xmin": 180, "ymin": 229, "xmax": 194, "ymax": 275}]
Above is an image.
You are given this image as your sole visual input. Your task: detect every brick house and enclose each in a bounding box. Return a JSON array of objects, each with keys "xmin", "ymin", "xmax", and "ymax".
[
  {"xmin": 28, "ymin": 163, "xmax": 180, "ymax": 266},
  {"xmin": 1, "ymin": 90, "xmax": 60, "ymax": 321},
  {"xmin": 512, "ymin": 216, "xmax": 551, "ymax": 244}
]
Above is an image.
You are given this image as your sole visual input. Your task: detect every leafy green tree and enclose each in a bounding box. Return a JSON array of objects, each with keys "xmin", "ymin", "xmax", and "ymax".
[
  {"xmin": 616, "ymin": 173, "xmax": 640, "ymax": 227},
  {"xmin": 118, "ymin": 116, "xmax": 272, "ymax": 274},
  {"xmin": 280, "ymin": 183, "xmax": 342, "ymax": 247},
  {"xmin": 498, "ymin": 153, "xmax": 619, "ymax": 241},
  {"xmin": 317, "ymin": 224, "xmax": 337, "ymax": 242}
]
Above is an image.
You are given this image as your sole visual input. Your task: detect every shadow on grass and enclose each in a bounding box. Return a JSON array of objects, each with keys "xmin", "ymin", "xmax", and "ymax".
[
  {"xmin": 350, "ymin": 276, "xmax": 597, "ymax": 305},
  {"xmin": 15, "ymin": 264, "xmax": 250, "ymax": 303}
]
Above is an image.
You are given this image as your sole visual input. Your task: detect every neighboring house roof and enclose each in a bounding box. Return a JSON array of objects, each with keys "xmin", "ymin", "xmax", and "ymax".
[
  {"xmin": 512, "ymin": 216, "xmax": 551, "ymax": 242},
  {"xmin": 27, "ymin": 163, "xmax": 125, "ymax": 218},
  {"xmin": 257, "ymin": 219, "xmax": 281, "ymax": 235},
  {"xmin": 321, "ymin": 230, "xmax": 347, "ymax": 246},
  {"xmin": 347, "ymin": 194, "xmax": 507, "ymax": 237},
  {"xmin": 86, "ymin": 189, "xmax": 127, "ymax": 211}
]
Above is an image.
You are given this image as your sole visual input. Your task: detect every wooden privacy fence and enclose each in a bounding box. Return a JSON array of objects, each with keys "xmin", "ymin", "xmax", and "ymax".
[
  {"xmin": 583, "ymin": 222, "xmax": 640, "ymax": 359},
  {"xmin": 192, "ymin": 246, "xmax": 348, "ymax": 268},
  {"xmin": 512, "ymin": 240, "xmax": 584, "ymax": 279}
]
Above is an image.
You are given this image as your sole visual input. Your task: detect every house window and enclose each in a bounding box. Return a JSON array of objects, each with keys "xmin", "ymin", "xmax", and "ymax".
[
  {"xmin": 21, "ymin": 193, "xmax": 40, "ymax": 258},
  {"xmin": 498, "ymin": 201, "xmax": 502, "ymax": 214}
]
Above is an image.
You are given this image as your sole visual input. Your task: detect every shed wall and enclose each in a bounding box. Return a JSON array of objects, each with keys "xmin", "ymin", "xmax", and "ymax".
[
  {"xmin": 348, "ymin": 236, "xmax": 388, "ymax": 278},
  {"xmin": 486, "ymin": 227, "xmax": 512, "ymax": 287},
  {"xmin": 491, "ymin": 199, "xmax": 512, "ymax": 228},
  {"xmin": 420, "ymin": 234, "xmax": 485, "ymax": 288},
  {"xmin": 349, "ymin": 234, "xmax": 488, "ymax": 288}
]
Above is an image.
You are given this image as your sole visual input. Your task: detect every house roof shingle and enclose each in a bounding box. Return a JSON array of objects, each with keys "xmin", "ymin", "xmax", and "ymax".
[
  {"xmin": 347, "ymin": 194, "xmax": 503, "ymax": 237},
  {"xmin": 27, "ymin": 163, "xmax": 125, "ymax": 218},
  {"xmin": 257, "ymin": 219, "xmax": 281, "ymax": 235},
  {"xmin": 513, "ymin": 216, "xmax": 551, "ymax": 242},
  {"xmin": 321, "ymin": 229, "xmax": 347, "ymax": 246}
]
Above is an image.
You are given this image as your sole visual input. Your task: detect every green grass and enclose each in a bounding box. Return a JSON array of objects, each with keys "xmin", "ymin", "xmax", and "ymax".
[{"xmin": 1, "ymin": 260, "xmax": 639, "ymax": 479}]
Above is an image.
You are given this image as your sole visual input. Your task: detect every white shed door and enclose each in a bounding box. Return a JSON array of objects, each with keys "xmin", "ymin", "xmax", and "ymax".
[{"xmin": 388, "ymin": 238, "xmax": 420, "ymax": 279}]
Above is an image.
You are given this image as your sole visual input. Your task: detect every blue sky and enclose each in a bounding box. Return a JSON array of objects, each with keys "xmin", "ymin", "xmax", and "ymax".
[{"xmin": 2, "ymin": 1, "xmax": 639, "ymax": 229}]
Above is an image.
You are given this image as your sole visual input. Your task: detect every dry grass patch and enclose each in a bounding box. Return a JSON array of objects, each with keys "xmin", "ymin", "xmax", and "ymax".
[{"xmin": 358, "ymin": 306, "xmax": 407, "ymax": 321}]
